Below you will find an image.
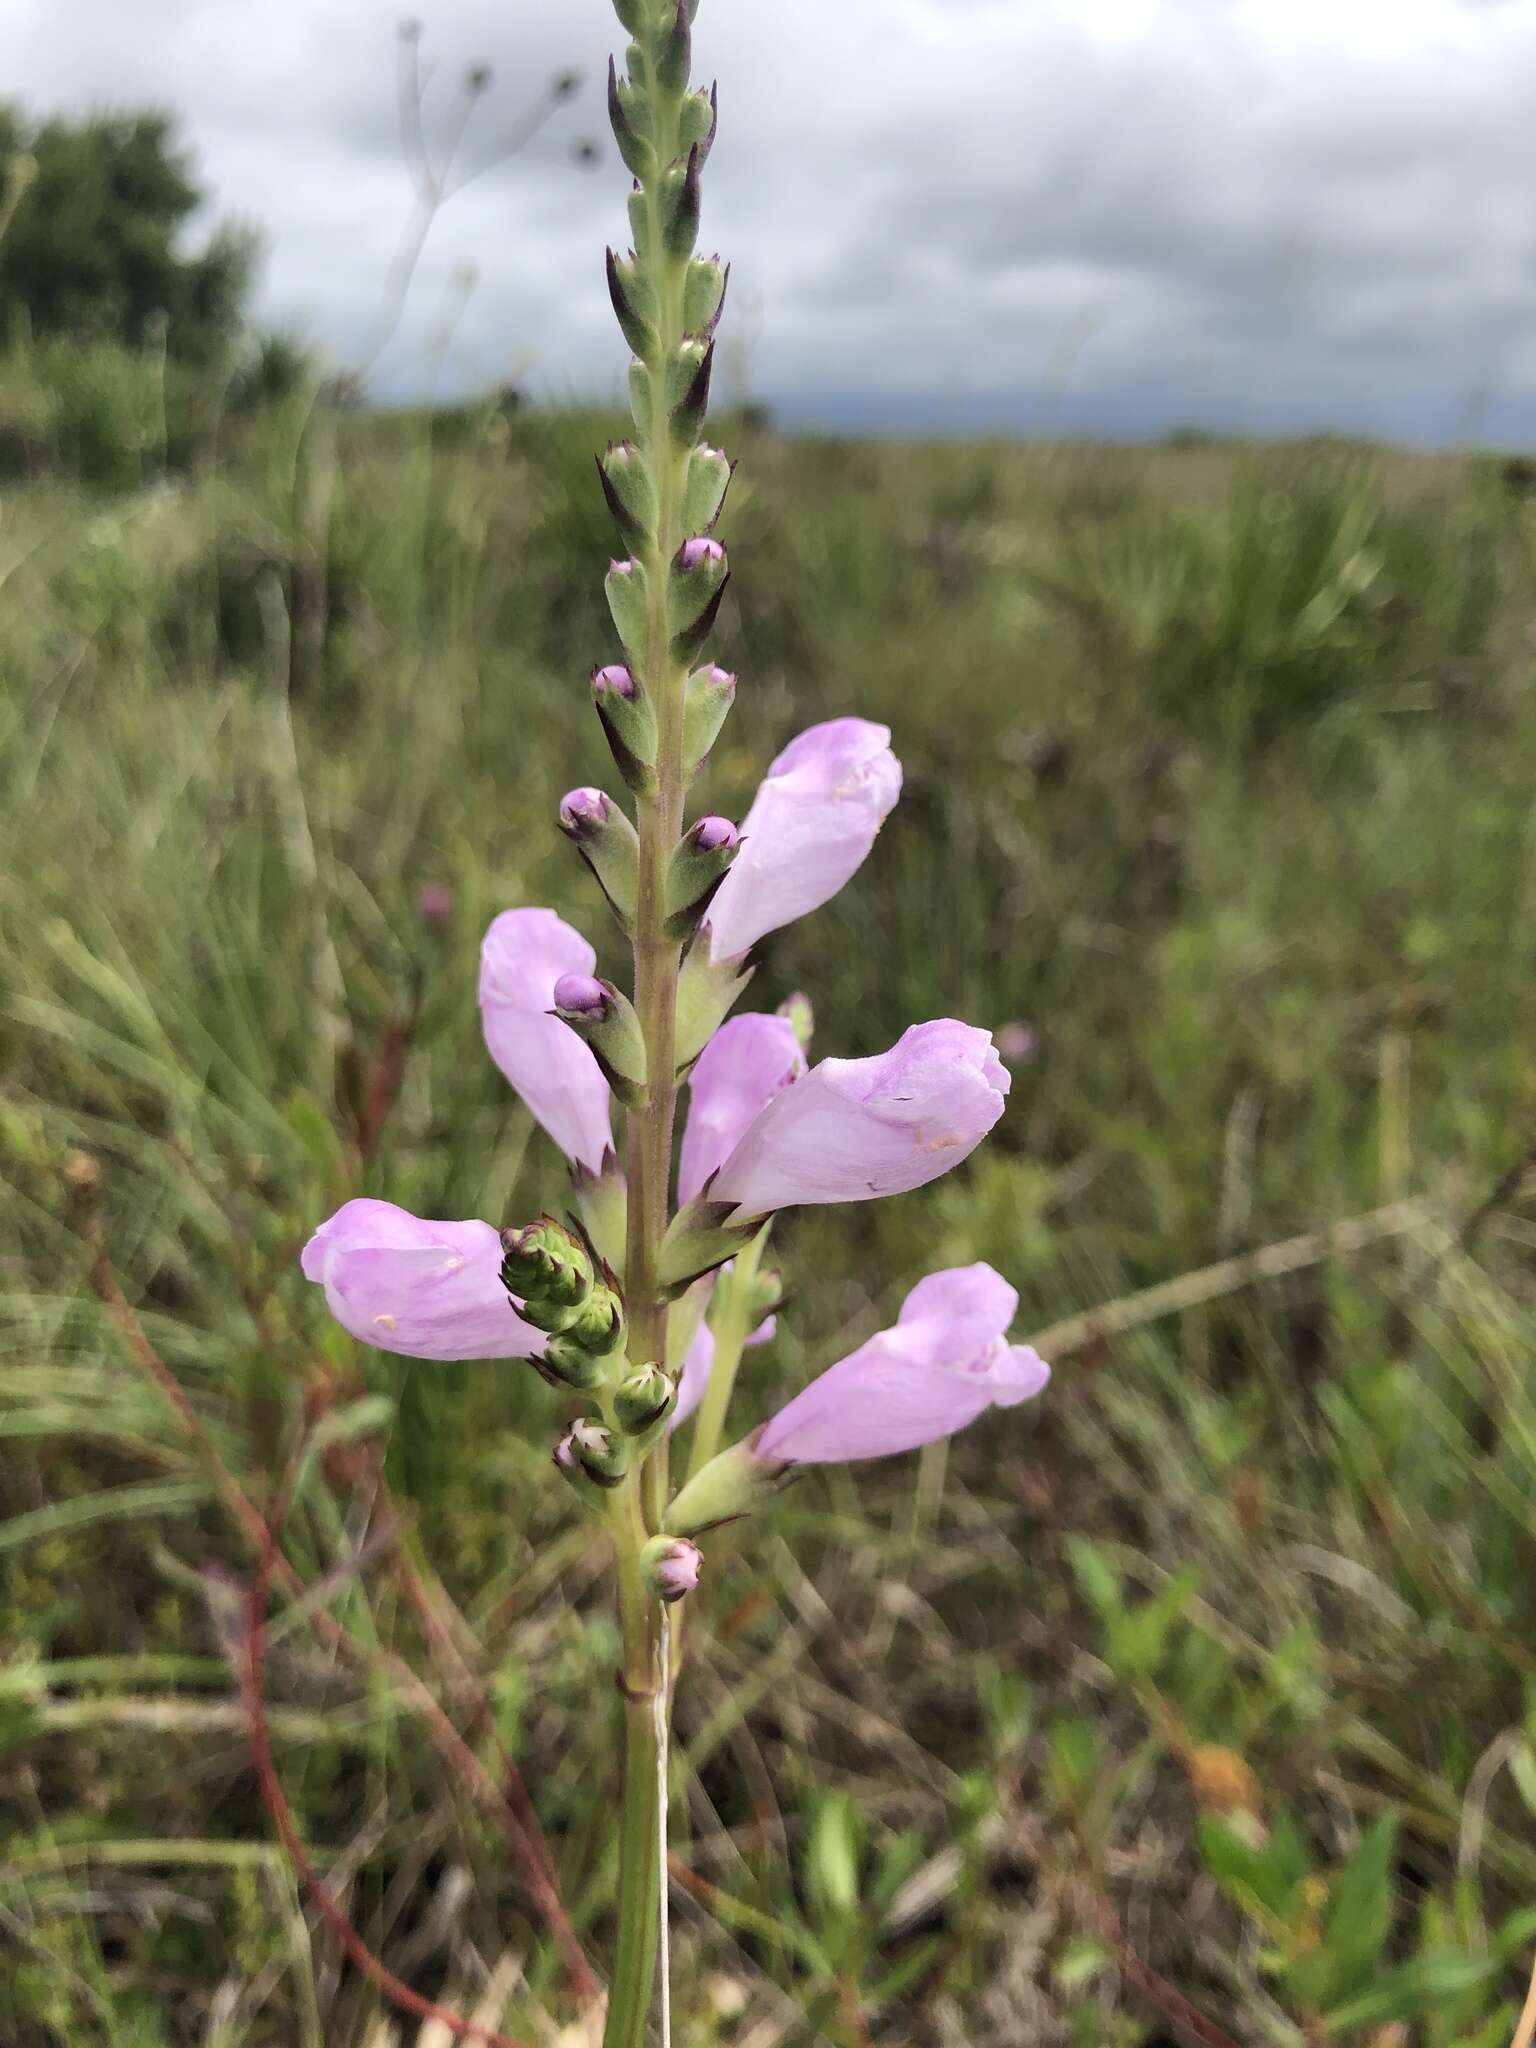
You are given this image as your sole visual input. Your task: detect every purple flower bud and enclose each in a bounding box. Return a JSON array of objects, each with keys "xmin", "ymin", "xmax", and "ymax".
[
  {"xmin": 300, "ymin": 1200, "xmax": 545, "ymax": 1361},
  {"xmin": 559, "ymin": 786, "xmax": 612, "ymax": 836},
  {"xmin": 417, "ymin": 880, "xmax": 453, "ymax": 928},
  {"xmin": 592, "ymin": 662, "xmax": 638, "ymax": 700},
  {"xmin": 679, "ymin": 536, "xmax": 726, "ymax": 572},
  {"xmin": 690, "ymin": 814, "xmax": 738, "ymax": 852},
  {"xmin": 479, "ymin": 910, "xmax": 613, "ymax": 1172},
  {"xmin": 642, "ymin": 1533, "xmax": 703, "ymax": 1604},
  {"xmin": 552, "ymin": 972, "xmax": 609, "ymax": 1017}
]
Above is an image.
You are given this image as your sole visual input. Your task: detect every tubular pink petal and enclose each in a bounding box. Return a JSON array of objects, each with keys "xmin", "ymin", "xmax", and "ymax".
[
  {"xmin": 705, "ymin": 717, "xmax": 902, "ymax": 962},
  {"xmin": 753, "ymin": 1262, "xmax": 1047, "ymax": 1465},
  {"xmin": 709, "ymin": 1020, "xmax": 1008, "ymax": 1220},
  {"xmin": 678, "ymin": 1012, "xmax": 807, "ymax": 1205},
  {"xmin": 478, "ymin": 908, "xmax": 614, "ymax": 1172},
  {"xmin": 300, "ymin": 1200, "xmax": 543, "ymax": 1361}
]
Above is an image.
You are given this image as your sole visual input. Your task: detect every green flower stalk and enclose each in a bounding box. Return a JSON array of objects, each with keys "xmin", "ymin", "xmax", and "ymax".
[{"xmin": 300, "ymin": 4, "xmax": 1043, "ymax": 2041}]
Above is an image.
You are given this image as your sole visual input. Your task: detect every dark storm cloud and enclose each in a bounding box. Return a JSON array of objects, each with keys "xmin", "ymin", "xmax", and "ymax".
[{"xmin": 10, "ymin": 0, "xmax": 1536, "ymax": 441}]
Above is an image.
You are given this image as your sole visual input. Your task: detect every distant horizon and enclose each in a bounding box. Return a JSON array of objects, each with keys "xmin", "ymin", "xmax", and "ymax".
[{"xmin": 13, "ymin": 0, "xmax": 1536, "ymax": 455}]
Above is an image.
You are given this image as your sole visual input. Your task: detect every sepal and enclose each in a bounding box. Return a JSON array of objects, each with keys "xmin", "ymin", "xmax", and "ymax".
[
  {"xmin": 683, "ymin": 444, "xmax": 733, "ymax": 532},
  {"xmin": 677, "ymin": 84, "xmax": 717, "ymax": 166},
  {"xmin": 663, "ymin": 814, "xmax": 739, "ymax": 939},
  {"xmin": 614, "ymin": 1361, "xmax": 677, "ymax": 1448},
  {"xmin": 604, "ymin": 556, "xmax": 650, "ymax": 658},
  {"xmin": 674, "ymin": 941, "xmax": 752, "ymax": 1070},
  {"xmin": 564, "ymin": 1417, "xmax": 631, "ymax": 1489},
  {"xmin": 607, "ymin": 57, "xmax": 654, "ymax": 181},
  {"xmin": 681, "ymin": 663, "xmax": 736, "ymax": 778},
  {"xmin": 606, "ymin": 248, "xmax": 658, "ymax": 361},
  {"xmin": 682, "ymin": 256, "xmax": 728, "ymax": 339},
  {"xmin": 657, "ymin": 1189, "xmax": 760, "ymax": 1296},
  {"xmin": 571, "ymin": 1150, "xmax": 628, "ymax": 1273},
  {"xmin": 654, "ymin": 0, "xmax": 691, "ymax": 92},
  {"xmin": 591, "ymin": 663, "xmax": 659, "ymax": 796},
  {"xmin": 663, "ymin": 1432, "xmax": 794, "ymax": 1535},
  {"xmin": 660, "ymin": 145, "xmax": 702, "ymax": 259},
  {"xmin": 596, "ymin": 443, "xmax": 658, "ymax": 549},
  {"xmin": 667, "ymin": 339, "xmax": 714, "ymax": 446},
  {"xmin": 557, "ymin": 786, "xmax": 640, "ymax": 929}
]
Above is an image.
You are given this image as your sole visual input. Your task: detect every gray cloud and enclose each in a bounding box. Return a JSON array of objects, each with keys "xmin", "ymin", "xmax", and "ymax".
[{"xmin": 10, "ymin": 0, "xmax": 1536, "ymax": 441}]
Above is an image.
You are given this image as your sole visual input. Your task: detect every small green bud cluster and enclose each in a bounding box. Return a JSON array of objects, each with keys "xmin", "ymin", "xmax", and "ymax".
[{"xmin": 501, "ymin": 1217, "xmax": 626, "ymax": 1390}]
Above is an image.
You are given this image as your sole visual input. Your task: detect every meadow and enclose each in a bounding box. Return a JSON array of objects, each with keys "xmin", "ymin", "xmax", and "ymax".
[{"xmin": 3, "ymin": 388, "xmax": 1536, "ymax": 2045}]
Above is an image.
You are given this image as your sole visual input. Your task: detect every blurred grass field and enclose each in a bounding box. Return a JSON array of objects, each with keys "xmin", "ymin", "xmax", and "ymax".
[{"xmin": 3, "ymin": 386, "xmax": 1536, "ymax": 2045}]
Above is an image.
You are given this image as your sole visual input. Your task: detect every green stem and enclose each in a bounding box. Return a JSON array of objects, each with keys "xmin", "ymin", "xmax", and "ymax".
[
  {"xmin": 608, "ymin": 1685, "xmax": 663, "ymax": 2048},
  {"xmin": 604, "ymin": 1474, "xmax": 663, "ymax": 2048},
  {"xmin": 607, "ymin": 30, "xmax": 692, "ymax": 2047}
]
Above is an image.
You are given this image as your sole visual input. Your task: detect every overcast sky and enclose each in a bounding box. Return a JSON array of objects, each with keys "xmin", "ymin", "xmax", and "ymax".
[{"xmin": 10, "ymin": 0, "xmax": 1536, "ymax": 442}]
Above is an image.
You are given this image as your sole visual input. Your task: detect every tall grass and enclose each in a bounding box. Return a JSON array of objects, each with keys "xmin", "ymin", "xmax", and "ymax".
[{"xmin": 3, "ymin": 402, "xmax": 1536, "ymax": 2043}]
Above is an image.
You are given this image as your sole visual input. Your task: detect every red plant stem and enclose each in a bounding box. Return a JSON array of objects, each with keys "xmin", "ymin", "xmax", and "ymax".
[
  {"xmin": 1088, "ymin": 1892, "xmax": 1242, "ymax": 2048},
  {"xmin": 241, "ymin": 1499, "xmax": 531, "ymax": 2048}
]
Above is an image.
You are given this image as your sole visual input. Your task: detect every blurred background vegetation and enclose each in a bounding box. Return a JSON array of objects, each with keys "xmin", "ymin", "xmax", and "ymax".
[{"xmin": 3, "ymin": 97, "xmax": 1536, "ymax": 2048}]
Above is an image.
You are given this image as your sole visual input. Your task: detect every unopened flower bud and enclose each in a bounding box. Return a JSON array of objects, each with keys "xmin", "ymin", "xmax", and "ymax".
[
  {"xmin": 667, "ymin": 339, "xmax": 714, "ymax": 447},
  {"xmin": 591, "ymin": 662, "xmax": 658, "ymax": 796},
  {"xmin": 627, "ymin": 355, "xmax": 651, "ymax": 434},
  {"xmin": 607, "ymin": 56, "xmax": 654, "ymax": 180},
  {"xmin": 606, "ymin": 247, "xmax": 658, "ymax": 361},
  {"xmin": 677, "ymin": 84, "xmax": 717, "ymax": 167},
  {"xmin": 562, "ymin": 1416, "xmax": 631, "ymax": 1489},
  {"xmin": 667, "ymin": 536, "xmax": 729, "ymax": 658},
  {"xmin": 654, "ymin": 0, "xmax": 691, "ymax": 92},
  {"xmin": 615, "ymin": 1360, "xmax": 677, "ymax": 1440},
  {"xmin": 641, "ymin": 1533, "xmax": 702, "ymax": 1604},
  {"xmin": 664, "ymin": 814, "xmax": 739, "ymax": 938},
  {"xmin": 552, "ymin": 972, "xmax": 649, "ymax": 1102},
  {"xmin": 659, "ymin": 145, "xmax": 702, "ymax": 259},
  {"xmin": 605, "ymin": 555, "xmax": 650, "ymax": 655},
  {"xmin": 681, "ymin": 662, "xmax": 736, "ymax": 778},
  {"xmin": 682, "ymin": 255, "xmax": 728, "ymax": 339},
  {"xmin": 683, "ymin": 444, "xmax": 733, "ymax": 533},
  {"xmin": 558, "ymin": 786, "xmax": 641, "ymax": 929},
  {"xmin": 596, "ymin": 441, "xmax": 658, "ymax": 548},
  {"xmin": 542, "ymin": 1279, "xmax": 627, "ymax": 1386},
  {"xmin": 612, "ymin": 0, "xmax": 647, "ymax": 31},
  {"xmin": 553, "ymin": 1427, "xmax": 609, "ymax": 1508},
  {"xmin": 501, "ymin": 1217, "xmax": 595, "ymax": 1330}
]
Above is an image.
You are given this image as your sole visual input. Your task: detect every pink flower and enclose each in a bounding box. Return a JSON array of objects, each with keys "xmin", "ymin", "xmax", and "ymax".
[
  {"xmin": 705, "ymin": 719, "xmax": 902, "ymax": 962},
  {"xmin": 300, "ymin": 1199, "xmax": 543, "ymax": 1361},
  {"xmin": 678, "ymin": 1012, "xmax": 807, "ymax": 1205},
  {"xmin": 708, "ymin": 1020, "xmax": 1008, "ymax": 1220},
  {"xmin": 479, "ymin": 909, "xmax": 613, "ymax": 1172},
  {"xmin": 755, "ymin": 1264, "xmax": 1049, "ymax": 1465}
]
